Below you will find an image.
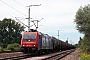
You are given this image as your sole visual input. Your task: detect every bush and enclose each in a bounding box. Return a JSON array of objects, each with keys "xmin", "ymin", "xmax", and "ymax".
[
  {"xmin": 0, "ymin": 47, "xmax": 2, "ymax": 52},
  {"xmin": 79, "ymin": 36, "xmax": 90, "ymax": 53},
  {"xmin": 7, "ymin": 43, "xmax": 20, "ymax": 51},
  {"xmin": 0, "ymin": 43, "xmax": 4, "ymax": 52},
  {"xmin": 13, "ymin": 43, "xmax": 20, "ymax": 51},
  {"xmin": 7, "ymin": 44, "xmax": 14, "ymax": 51}
]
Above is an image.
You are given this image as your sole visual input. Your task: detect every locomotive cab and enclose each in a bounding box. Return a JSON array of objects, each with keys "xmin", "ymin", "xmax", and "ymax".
[{"xmin": 20, "ymin": 31, "xmax": 39, "ymax": 54}]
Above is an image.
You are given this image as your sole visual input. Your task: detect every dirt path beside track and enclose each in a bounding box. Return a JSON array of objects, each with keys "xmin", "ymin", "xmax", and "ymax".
[{"xmin": 61, "ymin": 48, "xmax": 80, "ymax": 60}]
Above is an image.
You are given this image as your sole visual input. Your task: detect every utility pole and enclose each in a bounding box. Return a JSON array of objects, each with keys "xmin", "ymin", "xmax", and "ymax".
[
  {"xmin": 57, "ymin": 30, "xmax": 63, "ymax": 40},
  {"xmin": 58, "ymin": 30, "xmax": 60, "ymax": 40},
  {"xmin": 28, "ymin": 6, "xmax": 30, "ymax": 31},
  {"xmin": 26, "ymin": 4, "xmax": 41, "ymax": 31}
]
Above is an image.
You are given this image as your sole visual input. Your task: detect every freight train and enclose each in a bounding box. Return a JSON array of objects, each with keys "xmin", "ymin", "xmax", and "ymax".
[{"xmin": 20, "ymin": 29, "xmax": 75, "ymax": 55}]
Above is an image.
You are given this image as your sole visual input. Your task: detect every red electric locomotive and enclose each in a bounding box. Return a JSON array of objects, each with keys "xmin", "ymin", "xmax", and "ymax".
[{"xmin": 20, "ymin": 30, "xmax": 53, "ymax": 54}]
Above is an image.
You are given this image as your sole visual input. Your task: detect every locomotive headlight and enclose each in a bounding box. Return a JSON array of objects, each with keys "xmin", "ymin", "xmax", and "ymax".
[
  {"xmin": 23, "ymin": 45, "xmax": 25, "ymax": 46},
  {"xmin": 33, "ymin": 45, "xmax": 35, "ymax": 46}
]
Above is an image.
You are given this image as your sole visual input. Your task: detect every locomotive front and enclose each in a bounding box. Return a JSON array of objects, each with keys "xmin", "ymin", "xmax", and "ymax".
[{"xmin": 20, "ymin": 32, "xmax": 39, "ymax": 54}]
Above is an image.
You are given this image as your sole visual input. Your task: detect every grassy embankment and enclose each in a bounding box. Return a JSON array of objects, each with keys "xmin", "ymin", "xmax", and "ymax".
[{"xmin": 80, "ymin": 50, "xmax": 90, "ymax": 60}]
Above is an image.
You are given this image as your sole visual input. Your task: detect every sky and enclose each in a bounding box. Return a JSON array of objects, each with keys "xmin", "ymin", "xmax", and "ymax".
[{"xmin": 0, "ymin": 0, "xmax": 89, "ymax": 44}]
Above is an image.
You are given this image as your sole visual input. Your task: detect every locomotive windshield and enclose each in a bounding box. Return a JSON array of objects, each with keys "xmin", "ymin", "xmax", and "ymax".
[{"xmin": 23, "ymin": 34, "xmax": 36, "ymax": 41}]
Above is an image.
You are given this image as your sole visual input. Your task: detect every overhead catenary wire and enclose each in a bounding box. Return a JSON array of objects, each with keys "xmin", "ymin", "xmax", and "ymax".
[
  {"xmin": 15, "ymin": 17, "xmax": 34, "ymax": 28},
  {"xmin": 0, "ymin": 0, "xmax": 51, "ymax": 32},
  {"xmin": 13, "ymin": 0, "xmax": 42, "ymax": 17},
  {"xmin": 0, "ymin": 0, "xmax": 44, "ymax": 30},
  {"xmin": 0, "ymin": 0, "xmax": 27, "ymax": 17},
  {"xmin": 13, "ymin": 0, "xmax": 43, "ymax": 19},
  {"xmin": 13, "ymin": 0, "xmax": 26, "ymax": 8},
  {"xmin": 0, "ymin": 0, "xmax": 57, "ymax": 35},
  {"xmin": 12, "ymin": 0, "xmax": 54, "ymax": 31},
  {"xmin": 15, "ymin": 17, "xmax": 28, "ymax": 27}
]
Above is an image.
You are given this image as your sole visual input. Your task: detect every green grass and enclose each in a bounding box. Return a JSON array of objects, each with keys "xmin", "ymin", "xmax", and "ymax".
[{"xmin": 81, "ymin": 53, "xmax": 90, "ymax": 60}]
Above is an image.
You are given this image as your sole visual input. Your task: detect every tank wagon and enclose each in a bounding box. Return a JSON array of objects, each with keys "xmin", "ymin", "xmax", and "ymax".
[{"xmin": 20, "ymin": 30, "xmax": 75, "ymax": 54}]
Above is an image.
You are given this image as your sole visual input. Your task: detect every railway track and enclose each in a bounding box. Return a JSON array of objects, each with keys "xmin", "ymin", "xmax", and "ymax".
[
  {"xmin": 23, "ymin": 49, "xmax": 76, "ymax": 60},
  {"xmin": 42, "ymin": 49, "xmax": 75, "ymax": 60},
  {"xmin": 0, "ymin": 52, "xmax": 30, "ymax": 60},
  {"xmin": 0, "ymin": 49, "xmax": 75, "ymax": 60},
  {"xmin": 0, "ymin": 54, "xmax": 29, "ymax": 60}
]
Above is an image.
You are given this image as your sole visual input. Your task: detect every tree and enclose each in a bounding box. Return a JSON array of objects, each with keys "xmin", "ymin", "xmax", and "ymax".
[
  {"xmin": 74, "ymin": 4, "xmax": 90, "ymax": 53},
  {"xmin": 80, "ymin": 36, "xmax": 90, "ymax": 53},
  {"xmin": 0, "ymin": 18, "xmax": 25, "ymax": 45},
  {"xmin": 74, "ymin": 4, "xmax": 90, "ymax": 35},
  {"xmin": 66, "ymin": 40, "xmax": 68, "ymax": 43},
  {"xmin": 78, "ymin": 37, "xmax": 82, "ymax": 47}
]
